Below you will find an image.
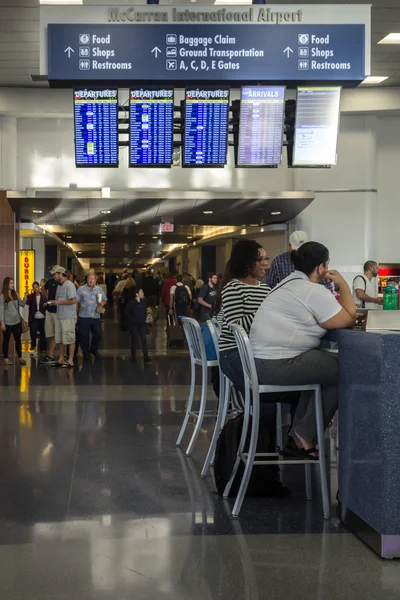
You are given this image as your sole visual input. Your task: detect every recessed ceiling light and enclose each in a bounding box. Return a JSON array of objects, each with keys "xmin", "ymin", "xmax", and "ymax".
[
  {"xmin": 66, "ymin": 235, "xmax": 72, "ymax": 239},
  {"xmin": 187, "ymin": 236, "xmax": 193, "ymax": 239},
  {"xmin": 203, "ymin": 210, "xmax": 213, "ymax": 215},
  {"xmin": 360, "ymin": 76, "xmax": 388, "ymax": 85},
  {"xmin": 250, "ymin": 224, "xmax": 258, "ymax": 227},
  {"xmin": 134, "ymin": 220, "xmax": 140, "ymax": 225},
  {"xmin": 39, "ymin": 0, "xmax": 82, "ymax": 4},
  {"xmin": 135, "ymin": 251, "xmax": 140, "ymax": 255},
  {"xmin": 32, "ymin": 209, "xmax": 42, "ymax": 214},
  {"xmin": 101, "ymin": 236, "xmax": 106, "ymax": 239},
  {"xmin": 101, "ymin": 263, "xmax": 104, "ymax": 266},
  {"xmin": 378, "ymin": 33, "xmax": 400, "ymax": 44},
  {"xmin": 101, "ymin": 222, "xmax": 109, "ymax": 226},
  {"xmin": 77, "ymin": 251, "xmax": 82, "ymax": 254},
  {"xmin": 271, "ymin": 211, "xmax": 281, "ymax": 216},
  {"xmin": 153, "ymin": 236, "xmax": 158, "ymax": 239},
  {"xmin": 100, "ymin": 210, "xmax": 111, "ymax": 215},
  {"xmin": 139, "ymin": 232, "xmax": 144, "ymax": 236}
]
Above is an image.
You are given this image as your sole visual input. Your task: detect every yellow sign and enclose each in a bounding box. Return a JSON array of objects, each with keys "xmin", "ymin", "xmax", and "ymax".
[{"xmin": 19, "ymin": 250, "xmax": 35, "ymax": 296}]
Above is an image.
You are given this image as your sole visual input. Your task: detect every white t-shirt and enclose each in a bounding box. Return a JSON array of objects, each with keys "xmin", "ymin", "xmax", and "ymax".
[
  {"xmin": 250, "ymin": 271, "xmax": 342, "ymax": 360},
  {"xmin": 353, "ymin": 274, "xmax": 379, "ymax": 310}
]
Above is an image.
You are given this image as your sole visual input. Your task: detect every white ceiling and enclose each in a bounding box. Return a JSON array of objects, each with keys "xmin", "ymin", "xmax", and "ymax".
[{"xmin": 1, "ymin": 0, "xmax": 400, "ymax": 87}]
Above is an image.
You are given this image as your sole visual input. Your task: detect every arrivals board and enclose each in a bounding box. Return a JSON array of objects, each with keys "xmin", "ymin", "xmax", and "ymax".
[
  {"xmin": 183, "ymin": 88, "xmax": 229, "ymax": 167},
  {"xmin": 238, "ymin": 86, "xmax": 285, "ymax": 166},
  {"xmin": 74, "ymin": 89, "xmax": 119, "ymax": 167},
  {"xmin": 129, "ymin": 88, "xmax": 174, "ymax": 167},
  {"xmin": 293, "ymin": 86, "xmax": 341, "ymax": 166}
]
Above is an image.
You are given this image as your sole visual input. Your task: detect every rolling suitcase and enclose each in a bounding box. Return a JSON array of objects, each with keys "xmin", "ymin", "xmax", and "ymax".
[{"xmin": 167, "ymin": 313, "xmax": 185, "ymax": 347}]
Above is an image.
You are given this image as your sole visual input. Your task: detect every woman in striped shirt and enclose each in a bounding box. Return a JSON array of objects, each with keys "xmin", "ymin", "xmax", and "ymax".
[{"xmin": 219, "ymin": 239, "xmax": 270, "ymax": 392}]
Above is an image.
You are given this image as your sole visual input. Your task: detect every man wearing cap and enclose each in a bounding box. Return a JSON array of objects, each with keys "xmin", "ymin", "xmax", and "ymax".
[
  {"xmin": 267, "ymin": 231, "xmax": 333, "ymax": 292},
  {"xmin": 41, "ymin": 265, "xmax": 61, "ymax": 365},
  {"xmin": 51, "ymin": 267, "xmax": 77, "ymax": 368}
]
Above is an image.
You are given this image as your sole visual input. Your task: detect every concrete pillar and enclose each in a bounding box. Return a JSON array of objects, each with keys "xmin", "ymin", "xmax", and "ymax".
[
  {"xmin": 0, "ymin": 191, "xmax": 16, "ymax": 356},
  {"xmin": 0, "ymin": 116, "xmax": 17, "ymax": 191}
]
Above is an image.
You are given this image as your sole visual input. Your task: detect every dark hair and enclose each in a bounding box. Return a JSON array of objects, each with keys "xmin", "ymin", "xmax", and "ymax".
[
  {"xmin": 176, "ymin": 274, "xmax": 183, "ymax": 283},
  {"xmin": 97, "ymin": 275, "xmax": 104, "ymax": 284},
  {"xmin": 216, "ymin": 260, "xmax": 232, "ymax": 314},
  {"xmin": 229, "ymin": 239, "xmax": 262, "ymax": 279},
  {"xmin": 1, "ymin": 277, "xmax": 17, "ymax": 302},
  {"xmin": 364, "ymin": 260, "xmax": 377, "ymax": 272},
  {"xmin": 207, "ymin": 272, "xmax": 217, "ymax": 282},
  {"xmin": 33, "ymin": 281, "xmax": 40, "ymax": 287},
  {"xmin": 291, "ymin": 242, "xmax": 329, "ymax": 276}
]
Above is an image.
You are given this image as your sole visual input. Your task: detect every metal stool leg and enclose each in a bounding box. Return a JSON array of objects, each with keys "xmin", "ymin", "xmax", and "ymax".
[
  {"xmin": 201, "ymin": 370, "xmax": 228, "ymax": 477},
  {"xmin": 315, "ymin": 387, "xmax": 330, "ymax": 519},
  {"xmin": 305, "ymin": 463, "xmax": 312, "ymax": 500},
  {"xmin": 232, "ymin": 392, "xmax": 260, "ymax": 518},
  {"xmin": 223, "ymin": 384, "xmax": 251, "ymax": 499},
  {"xmin": 176, "ymin": 360, "xmax": 196, "ymax": 447},
  {"xmin": 186, "ymin": 361, "xmax": 208, "ymax": 456}
]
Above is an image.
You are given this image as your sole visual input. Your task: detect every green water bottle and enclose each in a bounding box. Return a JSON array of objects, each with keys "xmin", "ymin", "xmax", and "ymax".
[{"xmin": 383, "ymin": 284, "xmax": 398, "ymax": 310}]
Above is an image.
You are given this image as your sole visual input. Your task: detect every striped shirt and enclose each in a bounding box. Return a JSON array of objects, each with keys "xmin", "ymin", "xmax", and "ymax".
[{"xmin": 219, "ymin": 279, "xmax": 271, "ymax": 352}]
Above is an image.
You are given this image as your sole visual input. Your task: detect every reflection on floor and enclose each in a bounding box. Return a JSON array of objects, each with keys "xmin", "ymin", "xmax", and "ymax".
[{"xmin": 0, "ymin": 315, "xmax": 398, "ymax": 599}]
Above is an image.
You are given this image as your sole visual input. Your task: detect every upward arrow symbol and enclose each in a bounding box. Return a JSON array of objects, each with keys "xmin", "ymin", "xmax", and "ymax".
[
  {"xmin": 283, "ymin": 47, "xmax": 293, "ymax": 58},
  {"xmin": 151, "ymin": 46, "xmax": 162, "ymax": 58},
  {"xmin": 64, "ymin": 46, "xmax": 75, "ymax": 58}
]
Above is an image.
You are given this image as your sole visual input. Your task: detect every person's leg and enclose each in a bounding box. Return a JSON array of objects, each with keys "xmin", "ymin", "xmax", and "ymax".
[
  {"xmin": 45, "ymin": 312, "xmax": 56, "ymax": 359},
  {"xmin": 138, "ymin": 323, "xmax": 149, "ymax": 361},
  {"xmin": 30, "ymin": 319, "xmax": 37, "ymax": 350},
  {"xmin": 256, "ymin": 350, "xmax": 338, "ymax": 445},
  {"xmin": 78, "ymin": 317, "xmax": 90, "ymax": 357},
  {"xmin": 38, "ymin": 319, "xmax": 46, "ymax": 352},
  {"xmin": 130, "ymin": 324, "xmax": 138, "ymax": 360},
  {"xmin": 2, "ymin": 325, "xmax": 12, "ymax": 359},
  {"xmin": 89, "ymin": 319, "xmax": 102, "ymax": 354},
  {"xmin": 65, "ymin": 319, "xmax": 76, "ymax": 366},
  {"xmin": 13, "ymin": 322, "xmax": 23, "ymax": 359}
]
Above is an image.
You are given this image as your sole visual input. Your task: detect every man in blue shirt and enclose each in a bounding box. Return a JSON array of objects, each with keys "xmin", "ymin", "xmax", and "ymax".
[
  {"xmin": 268, "ymin": 231, "xmax": 334, "ymax": 293},
  {"xmin": 76, "ymin": 273, "xmax": 107, "ymax": 359}
]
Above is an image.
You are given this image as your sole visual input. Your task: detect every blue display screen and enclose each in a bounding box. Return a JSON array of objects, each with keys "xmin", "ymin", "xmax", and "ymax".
[
  {"xmin": 183, "ymin": 88, "xmax": 229, "ymax": 167},
  {"xmin": 74, "ymin": 89, "xmax": 119, "ymax": 167},
  {"xmin": 129, "ymin": 88, "xmax": 174, "ymax": 167},
  {"xmin": 238, "ymin": 86, "xmax": 285, "ymax": 167}
]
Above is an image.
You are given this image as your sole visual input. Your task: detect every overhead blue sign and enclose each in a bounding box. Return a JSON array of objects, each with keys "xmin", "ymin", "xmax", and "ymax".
[{"xmin": 47, "ymin": 24, "xmax": 365, "ymax": 82}]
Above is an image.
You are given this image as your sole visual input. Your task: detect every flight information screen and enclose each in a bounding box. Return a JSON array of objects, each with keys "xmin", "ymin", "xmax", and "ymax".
[
  {"xmin": 183, "ymin": 88, "xmax": 229, "ymax": 167},
  {"xmin": 74, "ymin": 89, "xmax": 119, "ymax": 167},
  {"xmin": 129, "ymin": 88, "xmax": 174, "ymax": 167},
  {"xmin": 238, "ymin": 86, "xmax": 285, "ymax": 167},
  {"xmin": 293, "ymin": 87, "xmax": 341, "ymax": 166}
]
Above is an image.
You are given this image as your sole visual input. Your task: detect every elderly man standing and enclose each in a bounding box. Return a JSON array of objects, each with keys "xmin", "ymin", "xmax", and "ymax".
[{"xmin": 76, "ymin": 272, "xmax": 107, "ymax": 360}]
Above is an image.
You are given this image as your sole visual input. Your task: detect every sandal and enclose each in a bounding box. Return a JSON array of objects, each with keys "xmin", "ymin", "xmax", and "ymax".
[
  {"xmin": 19, "ymin": 359, "xmax": 27, "ymax": 366},
  {"xmin": 4, "ymin": 359, "xmax": 12, "ymax": 366},
  {"xmin": 61, "ymin": 363, "xmax": 74, "ymax": 369},
  {"xmin": 283, "ymin": 437, "xmax": 319, "ymax": 461}
]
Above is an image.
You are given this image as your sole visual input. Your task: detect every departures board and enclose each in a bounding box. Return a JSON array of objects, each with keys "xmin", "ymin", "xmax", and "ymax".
[
  {"xmin": 183, "ymin": 88, "xmax": 229, "ymax": 167},
  {"xmin": 129, "ymin": 88, "xmax": 174, "ymax": 167},
  {"xmin": 73, "ymin": 89, "xmax": 119, "ymax": 167}
]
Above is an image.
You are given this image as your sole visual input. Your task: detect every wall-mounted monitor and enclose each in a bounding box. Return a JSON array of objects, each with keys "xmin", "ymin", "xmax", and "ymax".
[
  {"xmin": 293, "ymin": 87, "xmax": 341, "ymax": 167},
  {"xmin": 237, "ymin": 86, "xmax": 285, "ymax": 168},
  {"xmin": 183, "ymin": 88, "xmax": 229, "ymax": 167},
  {"xmin": 129, "ymin": 88, "xmax": 174, "ymax": 167},
  {"xmin": 74, "ymin": 89, "xmax": 119, "ymax": 167}
]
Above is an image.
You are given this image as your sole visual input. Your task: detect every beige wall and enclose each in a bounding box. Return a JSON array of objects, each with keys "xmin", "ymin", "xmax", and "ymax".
[{"xmin": 247, "ymin": 231, "xmax": 288, "ymax": 262}]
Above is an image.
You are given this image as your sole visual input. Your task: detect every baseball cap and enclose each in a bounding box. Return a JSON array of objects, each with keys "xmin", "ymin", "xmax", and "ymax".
[
  {"xmin": 50, "ymin": 265, "xmax": 66, "ymax": 275},
  {"xmin": 289, "ymin": 231, "xmax": 309, "ymax": 251}
]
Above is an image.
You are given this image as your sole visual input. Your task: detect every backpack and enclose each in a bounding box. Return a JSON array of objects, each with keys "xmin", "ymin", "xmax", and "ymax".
[
  {"xmin": 214, "ymin": 412, "xmax": 282, "ymax": 497},
  {"xmin": 174, "ymin": 284, "xmax": 190, "ymax": 306}
]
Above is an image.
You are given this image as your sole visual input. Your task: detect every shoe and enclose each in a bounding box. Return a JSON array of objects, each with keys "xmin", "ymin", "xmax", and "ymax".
[
  {"xmin": 4, "ymin": 359, "xmax": 12, "ymax": 366},
  {"xmin": 29, "ymin": 347, "xmax": 35, "ymax": 353},
  {"xmin": 90, "ymin": 350, "xmax": 100, "ymax": 359},
  {"xmin": 19, "ymin": 359, "xmax": 27, "ymax": 366},
  {"xmin": 40, "ymin": 356, "xmax": 56, "ymax": 365},
  {"xmin": 144, "ymin": 358, "xmax": 152, "ymax": 364},
  {"xmin": 83, "ymin": 354, "xmax": 91, "ymax": 360}
]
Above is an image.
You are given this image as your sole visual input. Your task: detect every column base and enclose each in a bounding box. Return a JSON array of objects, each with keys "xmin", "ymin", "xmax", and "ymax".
[{"xmin": 339, "ymin": 502, "xmax": 400, "ymax": 559}]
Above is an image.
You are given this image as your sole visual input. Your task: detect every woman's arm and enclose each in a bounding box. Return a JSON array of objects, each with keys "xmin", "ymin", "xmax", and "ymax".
[
  {"xmin": 221, "ymin": 284, "xmax": 245, "ymax": 327},
  {"xmin": 0, "ymin": 295, "xmax": 5, "ymax": 327},
  {"xmin": 18, "ymin": 293, "xmax": 27, "ymax": 307}
]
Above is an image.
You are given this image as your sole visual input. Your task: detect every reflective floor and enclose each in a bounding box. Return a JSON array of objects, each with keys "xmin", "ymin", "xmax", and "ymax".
[{"xmin": 0, "ymin": 313, "xmax": 399, "ymax": 599}]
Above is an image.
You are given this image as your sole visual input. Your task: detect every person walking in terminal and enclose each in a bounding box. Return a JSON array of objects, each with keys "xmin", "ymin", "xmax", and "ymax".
[
  {"xmin": 197, "ymin": 273, "xmax": 218, "ymax": 322},
  {"xmin": 169, "ymin": 274, "xmax": 192, "ymax": 323},
  {"xmin": 0, "ymin": 277, "xmax": 28, "ymax": 366},
  {"xmin": 353, "ymin": 260, "xmax": 383, "ymax": 309},
  {"xmin": 268, "ymin": 230, "xmax": 334, "ymax": 293},
  {"xmin": 250, "ymin": 241, "xmax": 356, "ymax": 459},
  {"xmin": 76, "ymin": 273, "xmax": 107, "ymax": 360},
  {"xmin": 41, "ymin": 265, "xmax": 60, "ymax": 365},
  {"xmin": 50, "ymin": 267, "xmax": 77, "ymax": 368},
  {"xmin": 27, "ymin": 281, "xmax": 47, "ymax": 356},
  {"xmin": 125, "ymin": 288, "xmax": 152, "ymax": 365}
]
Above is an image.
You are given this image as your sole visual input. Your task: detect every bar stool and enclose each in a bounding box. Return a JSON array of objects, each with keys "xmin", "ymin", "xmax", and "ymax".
[
  {"xmin": 201, "ymin": 319, "xmax": 242, "ymax": 478},
  {"xmin": 225, "ymin": 324, "xmax": 330, "ymax": 519},
  {"xmin": 176, "ymin": 317, "xmax": 222, "ymax": 456}
]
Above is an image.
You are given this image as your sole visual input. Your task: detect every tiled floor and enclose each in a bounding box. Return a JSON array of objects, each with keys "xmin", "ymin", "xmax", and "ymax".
[{"xmin": 0, "ymin": 315, "xmax": 398, "ymax": 599}]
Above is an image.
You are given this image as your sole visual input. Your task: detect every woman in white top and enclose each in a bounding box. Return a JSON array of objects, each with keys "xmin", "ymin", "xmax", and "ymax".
[{"xmin": 250, "ymin": 242, "xmax": 356, "ymax": 459}]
